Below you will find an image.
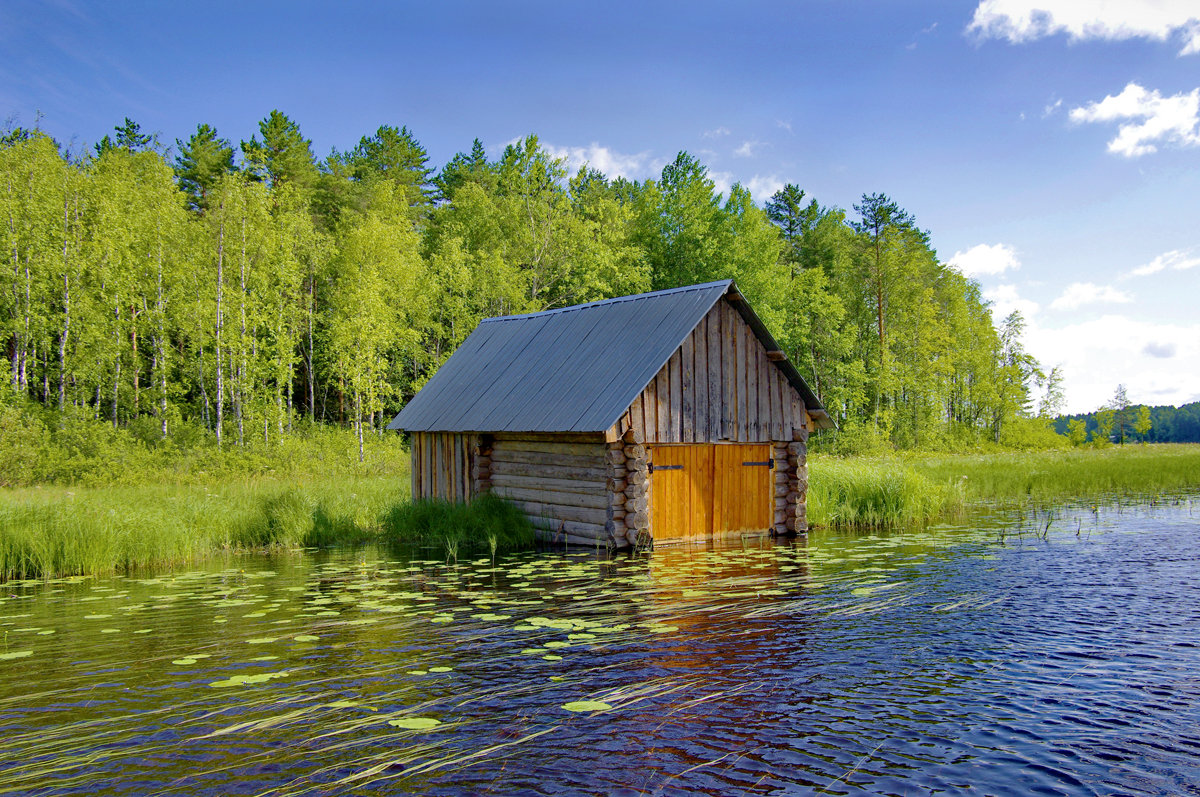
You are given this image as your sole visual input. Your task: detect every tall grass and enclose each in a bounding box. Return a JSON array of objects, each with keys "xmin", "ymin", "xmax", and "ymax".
[
  {"xmin": 909, "ymin": 444, "xmax": 1200, "ymax": 503},
  {"xmin": 0, "ymin": 476, "xmax": 405, "ymax": 581},
  {"xmin": 808, "ymin": 443, "xmax": 1200, "ymax": 530},
  {"xmin": 380, "ymin": 493, "xmax": 535, "ymax": 557},
  {"xmin": 807, "ymin": 458, "xmax": 966, "ymax": 529}
]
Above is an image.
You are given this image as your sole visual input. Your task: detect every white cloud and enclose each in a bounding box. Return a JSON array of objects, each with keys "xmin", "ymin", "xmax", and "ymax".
[
  {"xmin": 1143, "ymin": 341, "xmax": 1177, "ymax": 358},
  {"xmin": 1049, "ymin": 282, "xmax": 1133, "ymax": 311},
  {"xmin": 1043, "ymin": 97, "xmax": 1063, "ymax": 117},
  {"xmin": 1129, "ymin": 248, "xmax": 1200, "ymax": 276},
  {"xmin": 734, "ymin": 140, "xmax": 764, "ymax": 158},
  {"xmin": 709, "ymin": 170, "xmax": 734, "ymax": 200},
  {"xmin": 1069, "ymin": 82, "xmax": 1200, "ymax": 157},
  {"xmin": 702, "ymin": 126, "xmax": 731, "ymax": 139},
  {"xmin": 949, "ymin": 243, "xmax": 1022, "ymax": 277},
  {"xmin": 967, "ymin": 1, "xmax": 1200, "ymax": 56},
  {"xmin": 745, "ymin": 175, "xmax": 785, "ymax": 202},
  {"xmin": 984, "ymin": 283, "xmax": 1040, "ymax": 321},
  {"xmin": 776, "ymin": 120, "xmax": 793, "ymax": 133},
  {"xmin": 541, "ymin": 142, "xmax": 653, "ymax": 180},
  {"xmin": 1023, "ymin": 314, "xmax": 1200, "ymax": 412}
]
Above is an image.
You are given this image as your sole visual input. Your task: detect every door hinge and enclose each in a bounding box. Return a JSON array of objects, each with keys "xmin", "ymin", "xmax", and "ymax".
[
  {"xmin": 649, "ymin": 464, "xmax": 683, "ymax": 473},
  {"xmin": 742, "ymin": 459, "xmax": 774, "ymax": 468}
]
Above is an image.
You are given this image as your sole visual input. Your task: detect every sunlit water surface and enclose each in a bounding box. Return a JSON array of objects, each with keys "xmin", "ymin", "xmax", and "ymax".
[{"xmin": 2, "ymin": 497, "xmax": 1199, "ymax": 796}]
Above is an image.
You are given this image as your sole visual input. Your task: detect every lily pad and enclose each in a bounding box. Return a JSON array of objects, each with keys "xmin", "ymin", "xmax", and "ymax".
[
  {"xmin": 562, "ymin": 700, "xmax": 612, "ymax": 712},
  {"xmin": 0, "ymin": 650, "xmax": 33, "ymax": 661},
  {"xmin": 294, "ymin": 634, "xmax": 320, "ymax": 643},
  {"xmin": 209, "ymin": 670, "xmax": 290, "ymax": 688},
  {"xmin": 387, "ymin": 717, "xmax": 441, "ymax": 730},
  {"xmin": 428, "ymin": 666, "xmax": 453, "ymax": 673}
]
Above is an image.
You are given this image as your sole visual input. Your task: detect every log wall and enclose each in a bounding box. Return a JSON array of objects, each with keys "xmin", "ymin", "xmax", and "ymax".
[
  {"xmin": 487, "ymin": 433, "xmax": 614, "ymax": 548},
  {"xmin": 613, "ymin": 298, "xmax": 811, "ymax": 445}
]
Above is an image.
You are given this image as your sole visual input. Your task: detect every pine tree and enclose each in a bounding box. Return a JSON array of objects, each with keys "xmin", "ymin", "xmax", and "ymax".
[{"xmin": 175, "ymin": 124, "xmax": 235, "ymax": 211}]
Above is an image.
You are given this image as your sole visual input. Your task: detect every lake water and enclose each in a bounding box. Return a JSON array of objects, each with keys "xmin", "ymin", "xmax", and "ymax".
[{"xmin": 2, "ymin": 497, "xmax": 1199, "ymax": 796}]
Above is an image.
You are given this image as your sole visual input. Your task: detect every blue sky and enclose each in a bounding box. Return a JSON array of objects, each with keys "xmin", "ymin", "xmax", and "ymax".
[{"xmin": 3, "ymin": 0, "xmax": 1198, "ymax": 413}]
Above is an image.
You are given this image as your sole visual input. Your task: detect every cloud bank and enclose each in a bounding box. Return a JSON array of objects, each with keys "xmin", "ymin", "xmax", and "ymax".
[{"xmin": 968, "ymin": 1, "xmax": 1200, "ymax": 55}]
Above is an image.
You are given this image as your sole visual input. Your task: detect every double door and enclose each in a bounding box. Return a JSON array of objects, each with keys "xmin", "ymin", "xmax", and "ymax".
[{"xmin": 649, "ymin": 443, "xmax": 773, "ymax": 542}]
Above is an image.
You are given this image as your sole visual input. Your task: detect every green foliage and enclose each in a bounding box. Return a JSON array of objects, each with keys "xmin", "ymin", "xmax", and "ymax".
[
  {"xmin": 174, "ymin": 123, "xmax": 235, "ymax": 210},
  {"xmin": 1056, "ymin": 402, "xmax": 1197, "ymax": 444},
  {"xmin": 3, "ymin": 115, "xmax": 1067, "ymax": 462},
  {"xmin": 380, "ymin": 493, "xmax": 535, "ymax": 553},
  {"xmin": 1094, "ymin": 408, "xmax": 1115, "ymax": 447},
  {"xmin": 1066, "ymin": 418, "xmax": 1088, "ymax": 447}
]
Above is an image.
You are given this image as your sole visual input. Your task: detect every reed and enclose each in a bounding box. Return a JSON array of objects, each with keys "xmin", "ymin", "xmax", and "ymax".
[
  {"xmin": 909, "ymin": 444, "xmax": 1200, "ymax": 503},
  {"xmin": 808, "ymin": 443, "xmax": 1200, "ymax": 529},
  {"xmin": 380, "ymin": 493, "xmax": 535, "ymax": 554},
  {"xmin": 807, "ymin": 458, "xmax": 965, "ymax": 529},
  {"xmin": 0, "ymin": 475, "xmax": 405, "ymax": 582}
]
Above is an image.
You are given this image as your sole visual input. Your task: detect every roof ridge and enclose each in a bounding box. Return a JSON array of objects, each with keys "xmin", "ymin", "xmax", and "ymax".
[{"xmin": 480, "ymin": 279, "xmax": 733, "ymax": 324}]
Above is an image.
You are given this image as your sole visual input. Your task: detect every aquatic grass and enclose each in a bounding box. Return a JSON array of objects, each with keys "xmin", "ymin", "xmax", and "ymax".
[
  {"xmin": 807, "ymin": 458, "xmax": 966, "ymax": 529},
  {"xmin": 0, "ymin": 475, "xmax": 408, "ymax": 582},
  {"xmin": 380, "ymin": 493, "xmax": 535, "ymax": 555},
  {"xmin": 808, "ymin": 443, "xmax": 1200, "ymax": 530},
  {"xmin": 908, "ymin": 444, "xmax": 1200, "ymax": 503}
]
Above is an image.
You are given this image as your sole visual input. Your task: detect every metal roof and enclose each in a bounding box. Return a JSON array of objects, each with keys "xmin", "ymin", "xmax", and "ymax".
[{"xmin": 388, "ymin": 280, "xmax": 833, "ymax": 433}]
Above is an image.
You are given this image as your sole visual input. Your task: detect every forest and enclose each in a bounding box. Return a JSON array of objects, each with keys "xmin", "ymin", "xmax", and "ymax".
[{"xmin": 3, "ymin": 111, "xmax": 1067, "ymax": 467}]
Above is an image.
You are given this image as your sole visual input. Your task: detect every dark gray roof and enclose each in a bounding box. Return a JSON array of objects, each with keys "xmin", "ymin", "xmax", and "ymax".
[{"xmin": 388, "ymin": 280, "xmax": 832, "ymax": 433}]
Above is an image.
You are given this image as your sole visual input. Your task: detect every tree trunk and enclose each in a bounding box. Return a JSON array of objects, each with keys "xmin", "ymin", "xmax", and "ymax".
[
  {"xmin": 215, "ymin": 200, "xmax": 225, "ymax": 447},
  {"xmin": 355, "ymin": 390, "xmax": 364, "ymax": 463},
  {"xmin": 237, "ymin": 212, "xmax": 247, "ymax": 447}
]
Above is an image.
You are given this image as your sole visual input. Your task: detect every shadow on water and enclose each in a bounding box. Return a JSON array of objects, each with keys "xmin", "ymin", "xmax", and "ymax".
[{"xmin": 0, "ymin": 495, "xmax": 1198, "ymax": 795}]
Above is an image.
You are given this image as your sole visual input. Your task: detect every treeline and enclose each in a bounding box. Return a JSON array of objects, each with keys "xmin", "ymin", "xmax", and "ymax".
[
  {"xmin": 3, "ymin": 112, "xmax": 1059, "ymax": 457},
  {"xmin": 1056, "ymin": 402, "xmax": 1200, "ymax": 445}
]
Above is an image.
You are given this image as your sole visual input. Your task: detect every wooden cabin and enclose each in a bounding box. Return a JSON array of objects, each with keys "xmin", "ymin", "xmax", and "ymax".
[{"xmin": 387, "ymin": 280, "xmax": 834, "ymax": 548}]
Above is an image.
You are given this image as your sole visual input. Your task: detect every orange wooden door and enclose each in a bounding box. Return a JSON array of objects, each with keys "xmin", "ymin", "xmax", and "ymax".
[
  {"xmin": 649, "ymin": 445, "xmax": 713, "ymax": 542},
  {"xmin": 713, "ymin": 444, "xmax": 772, "ymax": 535}
]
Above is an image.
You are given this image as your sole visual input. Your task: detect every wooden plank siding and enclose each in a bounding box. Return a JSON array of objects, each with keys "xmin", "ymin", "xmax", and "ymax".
[
  {"xmin": 617, "ymin": 297, "xmax": 808, "ymax": 444},
  {"xmin": 410, "ymin": 432, "xmax": 474, "ymax": 503}
]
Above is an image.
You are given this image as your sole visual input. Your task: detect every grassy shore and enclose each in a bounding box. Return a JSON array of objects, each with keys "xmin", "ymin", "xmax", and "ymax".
[
  {"xmin": 808, "ymin": 443, "xmax": 1200, "ymax": 529},
  {"xmin": 4, "ymin": 430, "xmax": 1198, "ymax": 580}
]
